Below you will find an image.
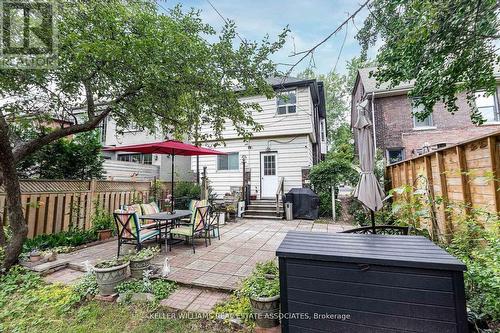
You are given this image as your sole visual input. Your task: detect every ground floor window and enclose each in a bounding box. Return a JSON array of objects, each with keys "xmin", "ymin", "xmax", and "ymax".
[
  {"xmin": 387, "ymin": 148, "xmax": 404, "ymax": 164},
  {"xmin": 117, "ymin": 153, "xmax": 153, "ymax": 164},
  {"xmin": 217, "ymin": 152, "xmax": 239, "ymax": 170}
]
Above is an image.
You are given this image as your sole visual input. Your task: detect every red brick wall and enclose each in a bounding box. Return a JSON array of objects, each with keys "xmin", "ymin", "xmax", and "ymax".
[{"xmin": 373, "ymin": 88, "xmax": 500, "ymax": 159}]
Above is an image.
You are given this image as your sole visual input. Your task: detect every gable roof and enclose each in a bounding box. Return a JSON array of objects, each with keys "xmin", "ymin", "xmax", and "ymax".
[{"xmin": 358, "ymin": 66, "xmax": 500, "ymax": 96}]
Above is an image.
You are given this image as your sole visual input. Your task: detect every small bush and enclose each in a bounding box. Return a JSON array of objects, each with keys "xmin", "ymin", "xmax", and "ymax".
[
  {"xmin": 91, "ymin": 204, "xmax": 114, "ymax": 232},
  {"xmin": 23, "ymin": 227, "xmax": 98, "ymax": 253},
  {"xmin": 116, "ymin": 270, "xmax": 176, "ymax": 302},
  {"xmin": 174, "ymin": 181, "xmax": 201, "ymax": 209}
]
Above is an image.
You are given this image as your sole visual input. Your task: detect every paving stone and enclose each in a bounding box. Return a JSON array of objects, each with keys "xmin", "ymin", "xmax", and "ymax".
[
  {"xmin": 166, "ymin": 268, "xmax": 204, "ymax": 284},
  {"xmin": 221, "ymin": 254, "xmax": 250, "ymax": 265},
  {"xmin": 185, "ymin": 259, "xmax": 218, "ymax": 272},
  {"xmin": 160, "ymin": 287, "xmax": 202, "ymax": 310},
  {"xmin": 185, "ymin": 290, "xmax": 229, "ymax": 313},
  {"xmin": 192, "ymin": 272, "xmax": 231, "ymax": 289},
  {"xmin": 43, "ymin": 268, "xmax": 84, "ymax": 285},
  {"xmin": 210, "ymin": 262, "xmax": 242, "ymax": 275}
]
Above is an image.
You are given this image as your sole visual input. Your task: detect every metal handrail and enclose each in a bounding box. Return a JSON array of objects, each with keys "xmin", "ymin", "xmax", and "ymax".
[{"xmin": 276, "ymin": 177, "xmax": 284, "ymax": 217}]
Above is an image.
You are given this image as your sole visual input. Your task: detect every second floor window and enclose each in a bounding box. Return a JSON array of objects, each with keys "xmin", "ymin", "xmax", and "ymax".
[
  {"xmin": 412, "ymin": 99, "xmax": 434, "ymax": 128},
  {"xmin": 475, "ymin": 91, "xmax": 499, "ymax": 123},
  {"xmin": 277, "ymin": 90, "xmax": 297, "ymax": 115},
  {"xmin": 217, "ymin": 152, "xmax": 239, "ymax": 171}
]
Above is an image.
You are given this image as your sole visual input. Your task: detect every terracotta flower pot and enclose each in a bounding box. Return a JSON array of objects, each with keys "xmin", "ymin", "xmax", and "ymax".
[
  {"xmin": 129, "ymin": 256, "xmax": 153, "ymax": 279},
  {"xmin": 97, "ymin": 229, "xmax": 112, "ymax": 241},
  {"xmin": 94, "ymin": 261, "xmax": 129, "ymax": 295},
  {"xmin": 250, "ymin": 294, "xmax": 280, "ymax": 328}
]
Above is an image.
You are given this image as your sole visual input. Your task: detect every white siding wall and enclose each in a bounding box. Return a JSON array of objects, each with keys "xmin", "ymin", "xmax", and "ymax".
[
  {"xmin": 199, "ymin": 87, "xmax": 314, "ymax": 140},
  {"xmin": 102, "ymin": 117, "xmax": 193, "ymax": 182},
  {"xmin": 192, "ymin": 135, "xmax": 313, "ymax": 197}
]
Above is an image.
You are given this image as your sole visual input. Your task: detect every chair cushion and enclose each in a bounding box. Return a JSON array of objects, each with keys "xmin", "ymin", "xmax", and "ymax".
[
  {"xmin": 139, "ymin": 228, "xmax": 160, "ymax": 242},
  {"xmin": 129, "ymin": 204, "xmax": 143, "ymax": 215},
  {"xmin": 170, "ymin": 226, "xmax": 193, "ymax": 237},
  {"xmin": 114, "ymin": 209, "xmax": 140, "ymax": 238},
  {"xmin": 141, "ymin": 203, "xmax": 158, "ymax": 215}
]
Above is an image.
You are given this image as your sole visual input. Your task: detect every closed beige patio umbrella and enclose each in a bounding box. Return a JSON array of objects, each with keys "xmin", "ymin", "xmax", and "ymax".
[{"xmin": 353, "ymin": 104, "xmax": 385, "ymax": 232}]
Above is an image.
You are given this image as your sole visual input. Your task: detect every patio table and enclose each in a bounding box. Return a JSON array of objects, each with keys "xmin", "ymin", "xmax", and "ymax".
[{"xmin": 139, "ymin": 210, "xmax": 191, "ymax": 252}]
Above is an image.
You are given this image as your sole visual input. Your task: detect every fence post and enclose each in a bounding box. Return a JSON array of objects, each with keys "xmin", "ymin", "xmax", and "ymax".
[
  {"xmin": 86, "ymin": 179, "xmax": 97, "ymax": 230},
  {"xmin": 456, "ymin": 146, "xmax": 472, "ymax": 216},
  {"xmin": 331, "ymin": 185, "xmax": 336, "ymax": 222},
  {"xmin": 487, "ymin": 136, "xmax": 500, "ymax": 213},
  {"xmin": 436, "ymin": 151, "xmax": 453, "ymax": 240}
]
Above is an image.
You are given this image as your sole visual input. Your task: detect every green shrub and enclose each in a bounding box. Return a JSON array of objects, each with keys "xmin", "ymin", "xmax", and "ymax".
[
  {"xmin": 240, "ymin": 261, "xmax": 279, "ymax": 299},
  {"xmin": 73, "ymin": 272, "xmax": 99, "ymax": 301},
  {"xmin": 116, "ymin": 276, "xmax": 176, "ymax": 302},
  {"xmin": 446, "ymin": 218, "xmax": 500, "ymax": 323},
  {"xmin": 91, "ymin": 204, "xmax": 114, "ymax": 232},
  {"xmin": 23, "ymin": 227, "xmax": 98, "ymax": 253},
  {"xmin": 174, "ymin": 181, "xmax": 201, "ymax": 209}
]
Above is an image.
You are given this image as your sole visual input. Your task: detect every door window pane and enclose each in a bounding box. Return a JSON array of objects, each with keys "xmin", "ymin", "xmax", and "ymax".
[{"xmin": 263, "ymin": 155, "xmax": 276, "ymax": 176}]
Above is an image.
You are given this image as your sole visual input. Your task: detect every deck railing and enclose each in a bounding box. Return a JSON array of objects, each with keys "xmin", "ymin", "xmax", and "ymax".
[{"xmin": 276, "ymin": 177, "xmax": 284, "ymax": 217}]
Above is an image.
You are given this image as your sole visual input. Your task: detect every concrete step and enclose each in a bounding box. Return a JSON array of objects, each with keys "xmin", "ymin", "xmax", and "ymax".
[
  {"xmin": 243, "ymin": 214, "xmax": 283, "ymax": 220},
  {"xmin": 246, "ymin": 205, "xmax": 278, "ymax": 212},
  {"xmin": 245, "ymin": 209, "xmax": 283, "ymax": 216}
]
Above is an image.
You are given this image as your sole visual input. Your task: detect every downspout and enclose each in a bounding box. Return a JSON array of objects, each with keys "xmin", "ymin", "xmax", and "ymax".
[{"xmin": 371, "ymin": 92, "xmax": 377, "ymax": 150}]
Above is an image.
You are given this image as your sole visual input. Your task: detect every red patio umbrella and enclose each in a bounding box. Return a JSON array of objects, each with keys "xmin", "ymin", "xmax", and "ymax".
[{"xmin": 104, "ymin": 140, "xmax": 226, "ymax": 210}]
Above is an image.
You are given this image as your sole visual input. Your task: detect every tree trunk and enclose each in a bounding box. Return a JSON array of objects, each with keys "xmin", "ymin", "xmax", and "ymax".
[{"xmin": 0, "ymin": 117, "xmax": 27, "ymax": 271}]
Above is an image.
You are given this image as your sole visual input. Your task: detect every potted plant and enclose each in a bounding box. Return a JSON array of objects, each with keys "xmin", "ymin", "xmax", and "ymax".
[
  {"xmin": 92, "ymin": 205, "xmax": 114, "ymax": 241},
  {"xmin": 94, "ymin": 258, "xmax": 129, "ymax": 295},
  {"xmin": 29, "ymin": 249, "xmax": 42, "ymax": 262},
  {"xmin": 226, "ymin": 204, "xmax": 236, "ymax": 222},
  {"xmin": 241, "ymin": 261, "xmax": 280, "ymax": 328},
  {"xmin": 128, "ymin": 247, "xmax": 160, "ymax": 279}
]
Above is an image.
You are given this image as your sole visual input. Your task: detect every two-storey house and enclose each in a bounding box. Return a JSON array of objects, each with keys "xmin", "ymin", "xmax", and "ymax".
[
  {"xmin": 100, "ymin": 117, "xmax": 194, "ymax": 181},
  {"xmin": 351, "ymin": 67, "xmax": 500, "ymax": 164},
  {"xmin": 193, "ymin": 77, "xmax": 327, "ymax": 201}
]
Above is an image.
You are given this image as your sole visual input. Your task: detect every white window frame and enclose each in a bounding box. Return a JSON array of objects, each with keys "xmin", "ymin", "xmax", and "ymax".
[
  {"xmin": 412, "ymin": 98, "xmax": 435, "ymax": 129},
  {"xmin": 217, "ymin": 152, "xmax": 239, "ymax": 171},
  {"xmin": 475, "ymin": 91, "xmax": 500, "ymax": 124},
  {"xmin": 276, "ymin": 89, "xmax": 297, "ymax": 115}
]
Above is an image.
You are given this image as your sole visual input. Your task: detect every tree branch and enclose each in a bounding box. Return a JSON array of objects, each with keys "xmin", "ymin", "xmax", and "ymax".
[{"xmin": 13, "ymin": 86, "xmax": 142, "ymax": 162}]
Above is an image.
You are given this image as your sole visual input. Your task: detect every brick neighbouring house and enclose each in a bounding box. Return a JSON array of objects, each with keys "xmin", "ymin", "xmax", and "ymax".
[{"xmin": 351, "ymin": 67, "xmax": 500, "ymax": 164}]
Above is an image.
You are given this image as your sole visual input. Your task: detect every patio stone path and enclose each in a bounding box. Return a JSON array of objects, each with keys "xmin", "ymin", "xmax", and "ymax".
[
  {"xmin": 159, "ymin": 286, "xmax": 229, "ymax": 313},
  {"xmin": 38, "ymin": 218, "xmax": 352, "ymax": 292}
]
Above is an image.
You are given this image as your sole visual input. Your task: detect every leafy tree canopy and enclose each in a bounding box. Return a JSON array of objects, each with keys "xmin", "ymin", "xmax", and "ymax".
[
  {"xmin": 0, "ymin": 0, "xmax": 288, "ymax": 270},
  {"xmin": 17, "ymin": 131, "xmax": 104, "ymax": 180},
  {"xmin": 357, "ymin": 0, "xmax": 500, "ymax": 124}
]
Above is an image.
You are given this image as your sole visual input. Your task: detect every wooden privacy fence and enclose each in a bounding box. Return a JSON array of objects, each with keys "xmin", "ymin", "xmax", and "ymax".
[
  {"xmin": 386, "ymin": 131, "xmax": 500, "ymax": 239},
  {"xmin": 0, "ymin": 180, "xmax": 172, "ymax": 238}
]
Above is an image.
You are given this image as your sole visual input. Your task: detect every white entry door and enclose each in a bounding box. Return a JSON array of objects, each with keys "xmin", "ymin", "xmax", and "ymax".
[{"xmin": 261, "ymin": 153, "xmax": 278, "ymax": 198}]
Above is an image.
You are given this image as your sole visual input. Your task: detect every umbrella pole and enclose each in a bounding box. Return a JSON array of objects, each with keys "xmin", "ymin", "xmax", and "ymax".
[
  {"xmin": 371, "ymin": 210, "xmax": 376, "ymax": 234},
  {"xmin": 171, "ymin": 154, "xmax": 175, "ymax": 212}
]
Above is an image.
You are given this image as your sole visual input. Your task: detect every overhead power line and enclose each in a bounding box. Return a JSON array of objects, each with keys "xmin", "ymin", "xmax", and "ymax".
[{"xmin": 283, "ymin": 0, "xmax": 371, "ymax": 78}]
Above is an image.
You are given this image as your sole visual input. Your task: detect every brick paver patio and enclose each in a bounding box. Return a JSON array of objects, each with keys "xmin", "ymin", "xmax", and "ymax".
[{"xmin": 38, "ymin": 218, "xmax": 351, "ymax": 291}]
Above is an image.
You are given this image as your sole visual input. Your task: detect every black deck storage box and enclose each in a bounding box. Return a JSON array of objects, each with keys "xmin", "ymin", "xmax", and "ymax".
[
  {"xmin": 284, "ymin": 188, "xmax": 319, "ymax": 220},
  {"xmin": 276, "ymin": 231, "xmax": 468, "ymax": 333}
]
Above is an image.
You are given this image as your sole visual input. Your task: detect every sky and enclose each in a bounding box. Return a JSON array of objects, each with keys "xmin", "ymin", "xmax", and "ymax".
[{"xmin": 158, "ymin": 0, "xmax": 376, "ymax": 76}]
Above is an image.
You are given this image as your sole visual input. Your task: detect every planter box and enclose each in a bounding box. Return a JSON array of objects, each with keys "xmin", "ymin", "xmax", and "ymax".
[
  {"xmin": 97, "ymin": 229, "xmax": 113, "ymax": 241},
  {"xmin": 277, "ymin": 232, "xmax": 468, "ymax": 333}
]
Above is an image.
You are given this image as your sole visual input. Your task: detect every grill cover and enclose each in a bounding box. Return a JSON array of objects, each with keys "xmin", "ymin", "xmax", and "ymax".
[{"xmin": 285, "ymin": 188, "xmax": 319, "ymax": 220}]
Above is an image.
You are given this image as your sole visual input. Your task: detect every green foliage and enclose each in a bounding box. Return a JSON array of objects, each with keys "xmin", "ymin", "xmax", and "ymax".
[
  {"xmin": 389, "ymin": 185, "xmax": 500, "ymax": 326},
  {"xmin": 239, "ymin": 261, "xmax": 279, "ymax": 299},
  {"xmin": 309, "ymin": 150, "xmax": 358, "ymax": 217},
  {"xmin": 116, "ymin": 276, "xmax": 176, "ymax": 302},
  {"xmin": 357, "ymin": 0, "xmax": 500, "ymax": 124},
  {"xmin": 91, "ymin": 204, "xmax": 115, "ymax": 232},
  {"xmin": 215, "ymin": 261, "xmax": 279, "ymax": 328},
  {"xmin": 213, "ymin": 294, "xmax": 254, "ymax": 328},
  {"xmin": 0, "ymin": 266, "xmax": 80, "ymax": 332},
  {"xmin": 94, "ymin": 258, "xmax": 129, "ymax": 269},
  {"xmin": 126, "ymin": 246, "xmax": 160, "ymax": 261},
  {"xmin": 23, "ymin": 228, "xmax": 98, "ymax": 253},
  {"xmin": 446, "ymin": 215, "xmax": 500, "ymax": 324},
  {"xmin": 17, "ymin": 131, "xmax": 104, "ymax": 180},
  {"xmin": 174, "ymin": 181, "xmax": 202, "ymax": 209},
  {"xmin": 73, "ymin": 272, "xmax": 99, "ymax": 301}
]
